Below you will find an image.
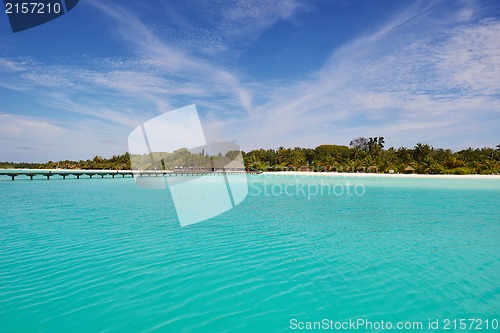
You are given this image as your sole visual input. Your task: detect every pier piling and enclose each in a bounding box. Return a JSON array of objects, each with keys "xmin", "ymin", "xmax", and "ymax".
[{"xmin": 1, "ymin": 169, "xmax": 259, "ymax": 181}]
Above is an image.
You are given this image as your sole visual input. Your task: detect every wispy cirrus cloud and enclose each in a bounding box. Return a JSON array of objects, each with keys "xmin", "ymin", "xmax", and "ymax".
[
  {"xmin": 0, "ymin": 0, "xmax": 306, "ymax": 160},
  {"xmin": 0, "ymin": 0, "xmax": 498, "ymax": 162},
  {"xmin": 87, "ymin": 0, "xmax": 258, "ymax": 114},
  {"xmin": 126, "ymin": 0, "xmax": 305, "ymax": 56},
  {"xmin": 209, "ymin": 1, "xmax": 500, "ymax": 150}
]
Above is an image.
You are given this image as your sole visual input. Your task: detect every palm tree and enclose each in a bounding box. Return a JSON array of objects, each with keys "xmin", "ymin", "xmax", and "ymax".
[
  {"xmin": 422, "ymin": 156, "xmax": 437, "ymax": 173},
  {"xmin": 352, "ymin": 146, "xmax": 361, "ymax": 160},
  {"xmin": 397, "ymin": 147, "xmax": 411, "ymax": 164},
  {"xmin": 276, "ymin": 146, "xmax": 284, "ymax": 164},
  {"xmin": 378, "ymin": 136, "xmax": 385, "ymax": 149},
  {"xmin": 414, "ymin": 143, "xmax": 432, "ymax": 162}
]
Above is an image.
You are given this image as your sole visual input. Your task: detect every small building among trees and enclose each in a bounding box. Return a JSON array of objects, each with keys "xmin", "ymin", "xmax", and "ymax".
[{"xmin": 404, "ymin": 166, "xmax": 415, "ymax": 173}]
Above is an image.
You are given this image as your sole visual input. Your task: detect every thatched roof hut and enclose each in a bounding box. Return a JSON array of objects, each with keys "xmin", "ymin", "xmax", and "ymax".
[{"xmin": 404, "ymin": 166, "xmax": 415, "ymax": 173}]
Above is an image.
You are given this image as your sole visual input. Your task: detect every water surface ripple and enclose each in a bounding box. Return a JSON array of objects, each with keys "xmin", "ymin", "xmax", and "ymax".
[{"xmin": 1, "ymin": 175, "xmax": 499, "ymax": 332}]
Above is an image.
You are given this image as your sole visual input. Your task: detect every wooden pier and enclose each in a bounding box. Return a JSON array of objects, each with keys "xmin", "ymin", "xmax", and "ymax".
[{"xmin": 0, "ymin": 169, "xmax": 259, "ymax": 181}]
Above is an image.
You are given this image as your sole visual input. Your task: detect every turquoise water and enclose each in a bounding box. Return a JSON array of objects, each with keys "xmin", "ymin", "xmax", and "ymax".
[{"xmin": 1, "ymin": 174, "xmax": 499, "ymax": 332}]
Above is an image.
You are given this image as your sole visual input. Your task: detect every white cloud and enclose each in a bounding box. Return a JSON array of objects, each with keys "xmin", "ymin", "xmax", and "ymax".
[
  {"xmin": 435, "ymin": 19, "xmax": 500, "ymax": 93},
  {"xmin": 0, "ymin": 58, "xmax": 30, "ymax": 72},
  {"xmin": 0, "ymin": 114, "xmax": 130, "ymax": 162},
  {"xmin": 1, "ymin": 0, "xmax": 306, "ymax": 160},
  {"xmin": 137, "ymin": 0, "xmax": 306, "ymax": 56},
  {"xmin": 209, "ymin": 1, "xmax": 500, "ymax": 150},
  {"xmin": 1, "ymin": 0, "xmax": 499, "ymax": 162},
  {"xmin": 0, "ymin": 114, "xmax": 65, "ymax": 137}
]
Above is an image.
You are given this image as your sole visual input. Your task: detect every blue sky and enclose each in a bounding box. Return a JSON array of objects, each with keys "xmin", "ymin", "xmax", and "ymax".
[{"xmin": 1, "ymin": 0, "xmax": 499, "ymax": 162}]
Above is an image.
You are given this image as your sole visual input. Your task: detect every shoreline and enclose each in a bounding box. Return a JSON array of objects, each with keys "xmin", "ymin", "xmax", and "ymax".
[
  {"xmin": 262, "ymin": 171, "xmax": 500, "ymax": 179},
  {"xmin": 1, "ymin": 169, "xmax": 499, "ymax": 179}
]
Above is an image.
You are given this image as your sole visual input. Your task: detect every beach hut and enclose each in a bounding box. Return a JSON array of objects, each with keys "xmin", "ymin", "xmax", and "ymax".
[
  {"xmin": 224, "ymin": 159, "xmax": 245, "ymax": 171},
  {"xmin": 212, "ymin": 156, "xmax": 245, "ymax": 171},
  {"xmin": 404, "ymin": 166, "xmax": 415, "ymax": 174}
]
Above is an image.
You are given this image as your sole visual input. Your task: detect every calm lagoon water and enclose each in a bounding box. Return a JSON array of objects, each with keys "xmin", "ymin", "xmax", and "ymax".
[{"xmin": 1, "ymin": 174, "xmax": 499, "ymax": 332}]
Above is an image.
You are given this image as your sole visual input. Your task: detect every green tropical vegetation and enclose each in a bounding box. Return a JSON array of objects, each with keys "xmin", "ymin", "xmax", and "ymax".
[
  {"xmin": 129, "ymin": 148, "xmax": 243, "ymax": 171},
  {"xmin": 1, "ymin": 138, "xmax": 500, "ymax": 174},
  {"xmin": 242, "ymin": 138, "xmax": 500, "ymax": 174},
  {"xmin": 0, "ymin": 153, "xmax": 132, "ymax": 170}
]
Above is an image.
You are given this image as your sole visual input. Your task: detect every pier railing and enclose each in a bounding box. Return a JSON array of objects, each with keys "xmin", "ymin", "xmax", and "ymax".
[{"xmin": 0, "ymin": 169, "xmax": 259, "ymax": 181}]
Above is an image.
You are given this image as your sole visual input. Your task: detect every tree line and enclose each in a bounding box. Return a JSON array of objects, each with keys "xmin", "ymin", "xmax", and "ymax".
[
  {"xmin": 0, "ymin": 153, "xmax": 132, "ymax": 171},
  {"xmin": 1, "ymin": 138, "xmax": 499, "ymax": 174},
  {"xmin": 243, "ymin": 138, "xmax": 500, "ymax": 174}
]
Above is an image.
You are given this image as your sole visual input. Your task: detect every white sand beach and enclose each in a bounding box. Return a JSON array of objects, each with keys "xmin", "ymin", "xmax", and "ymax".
[{"xmin": 263, "ymin": 171, "xmax": 500, "ymax": 179}]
